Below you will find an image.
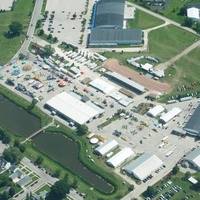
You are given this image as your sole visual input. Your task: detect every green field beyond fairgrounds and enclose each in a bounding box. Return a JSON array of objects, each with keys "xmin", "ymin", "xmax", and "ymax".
[{"xmin": 0, "ymin": 0, "xmax": 34, "ymax": 64}]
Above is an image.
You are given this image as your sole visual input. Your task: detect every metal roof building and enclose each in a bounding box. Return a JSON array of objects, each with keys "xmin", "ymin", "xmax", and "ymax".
[
  {"xmin": 159, "ymin": 107, "xmax": 182, "ymax": 124},
  {"xmin": 184, "ymin": 147, "xmax": 200, "ymax": 170},
  {"xmin": 124, "ymin": 152, "xmax": 163, "ymax": 180},
  {"xmin": 94, "ymin": 0, "xmax": 125, "ymax": 29},
  {"xmin": 184, "ymin": 104, "xmax": 200, "ymax": 136},
  {"xmin": 88, "ymin": 29, "xmax": 142, "ymax": 47},
  {"xmin": 147, "ymin": 105, "xmax": 165, "ymax": 118},
  {"xmin": 106, "ymin": 147, "xmax": 134, "ymax": 168},
  {"xmin": 106, "ymin": 71, "xmax": 146, "ymax": 94},
  {"xmin": 89, "ymin": 78, "xmax": 115, "ymax": 94},
  {"xmin": 95, "ymin": 139, "xmax": 119, "ymax": 156},
  {"xmin": 45, "ymin": 92, "xmax": 100, "ymax": 125}
]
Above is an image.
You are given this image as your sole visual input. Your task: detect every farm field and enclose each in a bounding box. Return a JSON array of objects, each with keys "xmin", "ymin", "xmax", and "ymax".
[
  {"xmin": 127, "ymin": 9, "xmax": 165, "ymax": 30},
  {"xmin": 0, "ymin": 0, "xmax": 34, "ymax": 65}
]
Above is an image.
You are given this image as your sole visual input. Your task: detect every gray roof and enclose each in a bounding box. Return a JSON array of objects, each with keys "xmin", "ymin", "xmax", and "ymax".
[
  {"xmin": 94, "ymin": 0, "xmax": 125, "ymax": 28},
  {"xmin": 89, "ymin": 28, "xmax": 142, "ymax": 44},
  {"xmin": 187, "ymin": 3, "xmax": 200, "ymax": 9},
  {"xmin": 106, "ymin": 71, "xmax": 146, "ymax": 93},
  {"xmin": 184, "ymin": 104, "xmax": 200, "ymax": 136},
  {"xmin": 125, "ymin": 152, "xmax": 153, "ymax": 171},
  {"xmin": 17, "ymin": 176, "xmax": 32, "ymax": 187},
  {"xmin": 184, "ymin": 147, "xmax": 200, "ymax": 161}
]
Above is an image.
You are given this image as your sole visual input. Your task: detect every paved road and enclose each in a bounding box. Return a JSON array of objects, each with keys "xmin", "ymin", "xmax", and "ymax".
[
  {"xmin": 14, "ymin": 157, "xmax": 57, "ymax": 200},
  {"xmin": 13, "ymin": 0, "xmax": 43, "ymax": 59}
]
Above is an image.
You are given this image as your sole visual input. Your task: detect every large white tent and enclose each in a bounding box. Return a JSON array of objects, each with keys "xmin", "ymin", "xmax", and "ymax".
[
  {"xmin": 45, "ymin": 92, "xmax": 100, "ymax": 125},
  {"xmin": 187, "ymin": 7, "xmax": 200, "ymax": 21},
  {"xmin": 89, "ymin": 78, "xmax": 115, "ymax": 94},
  {"xmin": 159, "ymin": 107, "xmax": 182, "ymax": 124},
  {"xmin": 124, "ymin": 152, "xmax": 163, "ymax": 180},
  {"xmin": 95, "ymin": 139, "xmax": 118, "ymax": 156},
  {"xmin": 106, "ymin": 147, "xmax": 134, "ymax": 168},
  {"xmin": 147, "ymin": 105, "xmax": 165, "ymax": 118}
]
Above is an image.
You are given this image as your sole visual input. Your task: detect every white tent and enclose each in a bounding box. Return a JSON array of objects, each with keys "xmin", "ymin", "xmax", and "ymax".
[
  {"xmin": 147, "ymin": 105, "xmax": 165, "ymax": 117},
  {"xmin": 106, "ymin": 147, "xmax": 134, "ymax": 168},
  {"xmin": 187, "ymin": 7, "xmax": 200, "ymax": 21},
  {"xmin": 124, "ymin": 152, "xmax": 163, "ymax": 180},
  {"xmin": 95, "ymin": 140, "xmax": 118, "ymax": 156},
  {"xmin": 160, "ymin": 107, "xmax": 182, "ymax": 124}
]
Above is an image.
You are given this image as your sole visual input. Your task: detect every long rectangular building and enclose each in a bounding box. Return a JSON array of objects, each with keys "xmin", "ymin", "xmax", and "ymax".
[
  {"xmin": 95, "ymin": 139, "xmax": 118, "ymax": 156},
  {"xmin": 106, "ymin": 147, "xmax": 134, "ymax": 168},
  {"xmin": 124, "ymin": 152, "xmax": 163, "ymax": 180},
  {"xmin": 45, "ymin": 92, "xmax": 100, "ymax": 125},
  {"xmin": 106, "ymin": 71, "xmax": 146, "ymax": 94}
]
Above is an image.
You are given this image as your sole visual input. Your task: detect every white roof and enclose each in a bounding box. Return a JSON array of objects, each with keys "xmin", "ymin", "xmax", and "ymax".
[
  {"xmin": 118, "ymin": 98, "xmax": 133, "ymax": 107},
  {"xmin": 160, "ymin": 107, "xmax": 182, "ymax": 123},
  {"xmin": 46, "ymin": 92, "xmax": 99, "ymax": 125},
  {"xmin": 110, "ymin": 92, "xmax": 122, "ymax": 101},
  {"xmin": 95, "ymin": 140, "xmax": 118, "ymax": 156},
  {"xmin": 141, "ymin": 63, "xmax": 153, "ymax": 71},
  {"xmin": 89, "ymin": 78, "xmax": 115, "ymax": 94},
  {"xmin": 124, "ymin": 152, "xmax": 163, "ymax": 180},
  {"xmin": 148, "ymin": 105, "xmax": 165, "ymax": 117},
  {"xmin": 188, "ymin": 177, "xmax": 198, "ymax": 184},
  {"xmin": 107, "ymin": 147, "xmax": 134, "ymax": 168},
  {"xmin": 187, "ymin": 7, "xmax": 200, "ymax": 20}
]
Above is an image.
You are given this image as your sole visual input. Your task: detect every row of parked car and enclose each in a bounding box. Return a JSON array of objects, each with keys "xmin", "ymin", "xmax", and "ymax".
[{"xmin": 158, "ymin": 185, "xmax": 182, "ymax": 200}]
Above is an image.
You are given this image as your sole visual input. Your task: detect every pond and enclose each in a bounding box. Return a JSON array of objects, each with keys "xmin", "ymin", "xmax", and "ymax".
[
  {"xmin": 0, "ymin": 95, "xmax": 40, "ymax": 137},
  {"xmin": 33, "ymin": 132, "xmax": 113, "ymax": 193}
]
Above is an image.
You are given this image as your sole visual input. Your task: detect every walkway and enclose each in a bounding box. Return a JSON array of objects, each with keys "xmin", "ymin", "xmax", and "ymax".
[{"xmin": 21, "ymin": 120, "xmax": 54, "ymax": 144}]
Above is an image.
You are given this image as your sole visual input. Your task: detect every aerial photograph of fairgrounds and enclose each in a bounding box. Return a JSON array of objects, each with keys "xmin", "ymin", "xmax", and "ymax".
[{"xmin": 1, "ymin": 0, "xmax": 200, "ymax": 200}]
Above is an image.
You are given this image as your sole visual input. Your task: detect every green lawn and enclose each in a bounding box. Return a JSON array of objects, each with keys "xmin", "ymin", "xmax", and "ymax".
[
  {"xmin": 148, "ymin": 25, "xmax": 198, "ymax": 62},
  {"xmin": 142, "ymin": 171, "xmax": 200, "ymax": 199},
  {"xmin": 0, "ymin": 0, "xmax": 34, "ymax": 65},
  {"xmin": 159, "ymin": 46, "xmax": 200, "ymax": 102},
  {"xmin": 127, "ymin": 9, "xmax": 164, "ymax": 30},
  {"xmin": 35, "ymin": 184, "xmax": 51, "ymax": 195}
]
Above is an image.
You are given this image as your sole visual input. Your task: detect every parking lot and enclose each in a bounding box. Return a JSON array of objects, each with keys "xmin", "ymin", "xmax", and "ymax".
[{"xmin": 43, "ymin": 0, "xmax": 95, "ymax": 46}]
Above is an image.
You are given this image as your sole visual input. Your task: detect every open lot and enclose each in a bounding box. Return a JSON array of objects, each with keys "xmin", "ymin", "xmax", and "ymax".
[
  {"xmin": 0, "ymin": 0, "xmax": 13, "ymax": 10},
  {"xmin": 127, "ymin": 9, "xmax": 164, "ymax": 30},
  {"xmin": 0, "ymin": 0, "xmax": 34, "ymax": 65},
  {"xmin": 42, "ymin": 0, "xmax": 93, "ymax": 46}
]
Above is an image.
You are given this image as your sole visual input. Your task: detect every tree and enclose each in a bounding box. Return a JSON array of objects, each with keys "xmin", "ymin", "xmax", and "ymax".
[
  {"xmin": 47, "ymin": 34, "xmax": 52, "ymax": 40},
  {"xmin": 39, "ymin": 29, "xmax": 44, "ymax": 36},
  {"xmin": 35, "ymin": 155, "xmax": 43, "ymax": 165},
  {"xmin": 77, "ymin": 125, "xmax": 88, "ymax": 136},
  {"xmin": 14, "ymin": 139, "xmax": 20, "ymax": 147},
  {"xmin": 9, "ymin": 187, "xmax": 15, "ymax": 197},
  {"xmin": 146, "ymin": 186, "xmax": 154, "ymax": 196},
  {"xmin": 53, "ymin": 37, "xmax": 58, "ymax": 43},
  {"xmin": 19, "ymin": 53, "xmax": 25, "ymax": 60},
  {"xmin": 194, "ymin": 178, "xmax": 200, "ymax": 191},
  {"xmin": 3, "ymin": 147, "xmax": 22, "ymax": 164},
  {"xmin": 36, "ymin": 19, "xmax": 42, "ymax": 29},
  {"xmin": 53, "ymin": 169, "xmax": 61, "ymax": 178},
  {"xmin": 43, "ymin": 44, "xmax": 55, "ymax": 57},
  {"xmin": 8, "ymin": 21, "xmax": 23, "ymax": 36},
  {"xmin": 47, "ymin": 179, "xmax": 70, "ymax": 200},
  {"xmin": 2, "ymin": 134, "xmax": 11, "ymax": 144},
  {"xmin": 1, "ymin": 191, "xmax": 9, "ymax": 200},
  {"xmin": 184, "ymin": 17, "xmax": 193, "ymax": 27},
  {"xmin": 172, "ymin": 165, "xmax": 179, "ymax": 175},
  {"xmin": 179, "ymin": 6, "xmax": 187, "ymax": 16},
  {"xmin": 184, "ymin": 171, "xmax": 191, "ymax": 180},
  {"xmin": 19, "ymin": 145, "xmax": 26, "ymax": 153}
]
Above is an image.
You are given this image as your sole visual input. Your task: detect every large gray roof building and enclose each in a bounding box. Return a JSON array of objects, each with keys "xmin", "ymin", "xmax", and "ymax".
[
  {"xmin": 184, "ymin": 104, "xmax": 200, "ymax": 136},
  {"xmin": 88, "ymin": 29, "xmax": 142, "ymax": 47},
  {"xmin": 184, "ymin": 147, "xmax": 200, "ymax": 170},
  {"xmin": 94, "ymin": 0, "xmax": 125, "ymax": 29}
]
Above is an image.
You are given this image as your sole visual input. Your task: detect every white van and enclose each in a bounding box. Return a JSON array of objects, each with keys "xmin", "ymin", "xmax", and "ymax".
[{"xmin": 17, "ymin": 74, "xmax": 23, "ymax": 78}]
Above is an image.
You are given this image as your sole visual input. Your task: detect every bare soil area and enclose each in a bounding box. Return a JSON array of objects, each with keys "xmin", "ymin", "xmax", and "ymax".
[{"xmin": 103, "ymin": 59, "xmax": 171, "ymax": 93}]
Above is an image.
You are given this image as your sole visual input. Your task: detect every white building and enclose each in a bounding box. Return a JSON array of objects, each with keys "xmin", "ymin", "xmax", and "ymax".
[
  {"xmin": 124, "ymin": 152, "xmax": 163, "ymax": 181},
  {"xmin": 184, "ymin": 147, "xmax": 200, "ymax": 170},
  {"xmin": 187, "ymin": 7, "xmax": 200, "ymax": 21},
  {"xmin": 147, "ymin": 105, "xmax": 165, "ymax": 118},
  {"xmin": 89, "ymin": 78, "xmax": 115, "ymax": 94},
  {"xmin": 95, "ymin": 140, "xmax": 118, "ymax": 156},
  {"xmin": 106, "ymin": 147, "xmax": 134, "ymax": 168},
  {"xmin": 45, "ymin": 92, "xmax": 101, "ymax": 125},
  {"xmin": 159, "ymin": 107, "xmax": 182, "ymax": 124}
]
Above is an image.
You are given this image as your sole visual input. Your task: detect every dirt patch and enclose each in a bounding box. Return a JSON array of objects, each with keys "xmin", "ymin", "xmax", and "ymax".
[{"xmin": 104, "ymin": 59, "xmax": 171, "ymax": 93}]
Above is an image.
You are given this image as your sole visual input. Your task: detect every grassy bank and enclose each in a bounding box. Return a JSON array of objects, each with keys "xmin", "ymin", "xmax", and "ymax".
[{"xmin": 0, "ymin": 0, "xmax": 35, "ymax": 64}]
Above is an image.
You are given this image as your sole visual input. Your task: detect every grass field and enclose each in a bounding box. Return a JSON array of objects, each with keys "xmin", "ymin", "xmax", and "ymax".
[
  {"xmin": 142, "ymin": 171, "xmax": 200, "ymax": 199},
  {"xmin": 0, "ymin": 0, "xmax": 34, "ymax": 65},
  {"xmin": 127, "ymin": 9, "xmax": 164, "ymax": 30},
  {"xmin": 159, "ymin": 46, "xmax": 200, "ymax": 102}
]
